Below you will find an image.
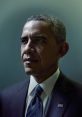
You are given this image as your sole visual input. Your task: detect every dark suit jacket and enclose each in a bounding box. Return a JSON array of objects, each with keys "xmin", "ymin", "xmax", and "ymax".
[{"xmin": 0, "ymin": 73, "xmax": 82, "ymax": 117}]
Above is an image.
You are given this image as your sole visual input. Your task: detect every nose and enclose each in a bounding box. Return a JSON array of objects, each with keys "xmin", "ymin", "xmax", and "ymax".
[{"xmin": 23, "ymin": 39, "xmax": 35, "ymax": 54}]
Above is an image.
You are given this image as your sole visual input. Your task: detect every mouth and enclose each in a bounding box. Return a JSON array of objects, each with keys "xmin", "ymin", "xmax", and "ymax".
[{"xmin": 23, "ymin": 58, "xmax": 38, "ymax": 63}]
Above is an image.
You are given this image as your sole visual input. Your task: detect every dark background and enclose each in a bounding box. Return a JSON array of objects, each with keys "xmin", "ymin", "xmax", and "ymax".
[{"xmin": 0, "ymin": 0, "xmax": 82, "ymax": 89}]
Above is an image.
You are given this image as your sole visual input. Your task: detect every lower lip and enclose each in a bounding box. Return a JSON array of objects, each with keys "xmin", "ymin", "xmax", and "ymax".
[{"xmin": 24, "ymin": 60, "xmax": 38, "ymax": 64}]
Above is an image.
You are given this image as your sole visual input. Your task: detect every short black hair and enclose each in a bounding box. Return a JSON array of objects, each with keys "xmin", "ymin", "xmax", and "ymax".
[{"xmin": 26, "ymin": 14, "xmax": 66, "ymax": 42}]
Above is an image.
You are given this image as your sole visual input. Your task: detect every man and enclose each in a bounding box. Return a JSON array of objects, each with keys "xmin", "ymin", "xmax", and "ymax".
[{"xmin": 0, "ymin": 15, "xmax": 82, "ymax": 117}]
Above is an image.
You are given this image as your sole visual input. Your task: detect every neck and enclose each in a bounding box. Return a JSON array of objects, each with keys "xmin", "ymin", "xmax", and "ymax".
[{"xmin": 32, "ymin": 66, "xmax": 58, "ymax": 83}]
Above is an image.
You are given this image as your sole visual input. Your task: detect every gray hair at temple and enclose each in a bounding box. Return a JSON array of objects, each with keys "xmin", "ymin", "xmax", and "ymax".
[{"xmin": 26, "ymin": 14, "xmax": 66, "ymax": 43}]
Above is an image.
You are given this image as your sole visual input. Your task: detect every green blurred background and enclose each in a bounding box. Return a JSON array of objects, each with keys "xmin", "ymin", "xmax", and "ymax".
[{"xmin": 0, "ymin": 0, "xmax": 82, "ymax": 89}]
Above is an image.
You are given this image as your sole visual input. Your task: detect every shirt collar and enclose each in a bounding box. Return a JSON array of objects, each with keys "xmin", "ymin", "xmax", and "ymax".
[
  {"xmin": 28, "ymin": 76, "xmax": 38, "ymax": 96},
  {"xmin": 40, "ymin": 68, "xmax": 60, "ymax": 96},
  {"xmin": 28, "ymin": 68, "xmax": 60, "ymax": 96}
]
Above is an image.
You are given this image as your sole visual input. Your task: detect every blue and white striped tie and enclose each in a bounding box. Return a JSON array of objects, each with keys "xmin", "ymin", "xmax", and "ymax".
[{"xmin": 26, "ymin": 85, "xmax": 43, "ymax": 117}]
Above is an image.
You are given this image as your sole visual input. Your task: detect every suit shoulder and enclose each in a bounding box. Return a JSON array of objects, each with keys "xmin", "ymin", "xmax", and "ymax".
[
  {"xmin": 65, "ymin": 77, "xmax": 82, "ymax": 91},
  {"xmin": 62, "ymin": 75, "xmax": 82, "ymax": 98},
  {"xmin": 59, "ymin": 73, "xmax": 82, "ymax": 97},
  {"xmin": 1, "ymin": 78, "xmax": 29, "ymax": 98}
]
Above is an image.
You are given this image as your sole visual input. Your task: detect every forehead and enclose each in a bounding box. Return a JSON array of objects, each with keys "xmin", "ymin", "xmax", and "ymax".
[
  {"xmin": 23, "ymin": 20, "xmax": 48, "ymax": 30},
  {"xmin": 22, "ymin": 20, "xmax": 54, "ymax": 36}
]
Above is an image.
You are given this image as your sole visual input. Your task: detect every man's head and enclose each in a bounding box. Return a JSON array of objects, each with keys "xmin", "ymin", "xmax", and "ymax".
[{"xmin": 21, "ymin": 15, "xmax": 69, "ymax": 82}]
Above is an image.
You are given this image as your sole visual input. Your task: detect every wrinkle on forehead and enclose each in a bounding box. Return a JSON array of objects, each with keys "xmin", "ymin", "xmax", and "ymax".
[
  {"xmin": 24, "ymin": 20, "xmax": 53, "ymax": 32},
  {"xmin": 21, "ymin": 20, "xmax": 55, "ymax": 39}
]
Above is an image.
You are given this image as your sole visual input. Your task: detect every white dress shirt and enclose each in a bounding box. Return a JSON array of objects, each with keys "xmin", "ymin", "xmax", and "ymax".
[{"xmin": 25, "ymin": 68, "xmax": 60, "ymax": 117}]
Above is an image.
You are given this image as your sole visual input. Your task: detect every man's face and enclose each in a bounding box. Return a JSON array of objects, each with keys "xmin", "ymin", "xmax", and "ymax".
[{"xmin": 21, "ymin": 20, "xmax": 61, "ymax": 76}]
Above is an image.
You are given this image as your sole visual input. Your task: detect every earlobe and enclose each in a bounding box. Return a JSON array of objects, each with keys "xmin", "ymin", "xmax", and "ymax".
[{"xmin": 59, "ymin": 42, "xmax": 69, "ymax": 57}]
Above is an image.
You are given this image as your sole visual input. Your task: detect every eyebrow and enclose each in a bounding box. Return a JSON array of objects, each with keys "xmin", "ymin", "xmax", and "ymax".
[
  {"xmin": 31, "ymin": 35, "xmax": 48, "ymax": 41},
  {"xmin": 21, "ymin": 33, "xmax": 47, "ymax": 39}
]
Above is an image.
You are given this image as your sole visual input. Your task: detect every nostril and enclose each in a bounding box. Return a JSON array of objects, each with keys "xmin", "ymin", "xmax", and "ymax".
[
  {"xmin": 24, "ymin": 46, "xmax": 35, "ymax": 55},
  {"xmin": 30, "ymin": 47, "xmax": 35, "ymax": 51}
]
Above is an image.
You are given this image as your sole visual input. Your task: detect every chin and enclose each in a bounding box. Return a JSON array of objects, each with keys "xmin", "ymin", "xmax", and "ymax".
[{"xmin": 24, "ymin": 68, "xmax": 35, "ymax": 75}]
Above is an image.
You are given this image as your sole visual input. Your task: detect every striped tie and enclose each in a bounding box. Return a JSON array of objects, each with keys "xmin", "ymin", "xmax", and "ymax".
[{"xmin": 26, "ymin": 85, "xmax": 43, "ymax": 117}]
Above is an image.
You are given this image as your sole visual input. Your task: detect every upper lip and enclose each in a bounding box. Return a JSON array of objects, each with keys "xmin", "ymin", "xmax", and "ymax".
[{"xmin": 23, "ymin": 58, "xmax": 38, "ymax": 62}]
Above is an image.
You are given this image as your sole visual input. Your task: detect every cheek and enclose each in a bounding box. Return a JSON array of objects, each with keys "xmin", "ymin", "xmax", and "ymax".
[
  {"xmin": 37, "ymin": 48, "xmax": 50, "ymax": 64},
  {"xmin": 35, "ymin": 46, "xmax": 46, "ymax": 64},
  {"xmin": 36, "ymin": 45, "xmax": 44, "ymax": 52},
  {"xmin": 35, "ymin": 45, "xmax": 44, "ymax": 57},
  {"xmin": 20, "ymin": 47, "xmax": 24, "ymax": 59},
  {"xmin": 41, "ymin": 47, "xmax": 58, "ymax": 64}
]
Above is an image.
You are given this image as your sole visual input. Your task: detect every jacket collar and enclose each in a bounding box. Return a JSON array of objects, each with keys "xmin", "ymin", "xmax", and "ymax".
[{"xmin": 45, "ymin": 72, "xmax": 74, "ymax": 117}]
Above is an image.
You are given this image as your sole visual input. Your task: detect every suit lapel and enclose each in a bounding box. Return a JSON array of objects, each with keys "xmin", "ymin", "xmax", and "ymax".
[
  {"xmin": 45, "ymin": 73, "xmax": 73, "ymax": 117},
  {"xmin": 12, "ymin": 79, "xmax": 30, "ymax": 117}
]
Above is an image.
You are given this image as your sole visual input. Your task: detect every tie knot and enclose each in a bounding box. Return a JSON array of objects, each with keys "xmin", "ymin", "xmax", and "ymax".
[{"xmin": 34, "ymin": 85, "xmax": 43, "ymax": 96}]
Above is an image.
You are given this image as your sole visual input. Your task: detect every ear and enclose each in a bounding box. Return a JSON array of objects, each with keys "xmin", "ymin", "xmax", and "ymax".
[{"xmin": 59, "ymin": 42, "xmax": 69, "ymax": 57}]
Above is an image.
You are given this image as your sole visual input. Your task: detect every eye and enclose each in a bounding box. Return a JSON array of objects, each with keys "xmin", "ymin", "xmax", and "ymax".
[
  {"xmin": 32, "ymin": 36, "xmax": 47, "ymax": 44},
  {"xmin": 21, "ymin": 36, "xmax": 28, "ymax": 44}
]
